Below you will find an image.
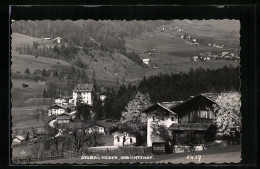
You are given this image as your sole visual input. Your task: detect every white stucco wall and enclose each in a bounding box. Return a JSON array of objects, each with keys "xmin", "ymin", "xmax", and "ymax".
[
  {"xmin": 48, "ymin": 108, "xmax": 65, "ymax": 116},
  {"xmin": 73, "ymin": 91, "xmax": 92, "ymax": 106},
  {"xmin": 147, "ymin": 111, "xmax": 178, "ymax": 147},
  {"xmin": 113, "ymin": 131, "xmax": 136, "ymax": 147},
  {"xmin": 55, "ymin": 98, "xmax": 66, "ymax": 104}
]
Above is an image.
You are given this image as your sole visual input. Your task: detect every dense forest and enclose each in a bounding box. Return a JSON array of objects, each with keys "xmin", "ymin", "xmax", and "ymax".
[
  {"xmin": 12, "ymin": 20, "xmax": 169, "ymax": 64},
  {"xmin": 101, "ymin": 65, "xmax": 240, "ymax": 119},
  {"xmin": 12, "ymin": 20, "xmax": 168, "ymax": 47}
]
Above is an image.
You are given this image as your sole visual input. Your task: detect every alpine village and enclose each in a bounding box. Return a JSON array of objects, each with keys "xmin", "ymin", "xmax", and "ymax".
[{"xmin": 11, "ymin": 20, "xmax": 241, "ymax": 164}]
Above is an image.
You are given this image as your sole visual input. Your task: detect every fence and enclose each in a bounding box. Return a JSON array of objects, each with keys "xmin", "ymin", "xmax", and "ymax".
[
  {"xmin": 12, "ymin": 147, "xmax": 153, "ymax": 164},
  {"xmin": 12, "ymin": 151, "xmax": 81, "ymax": 164},
  {"xmin": 12, "ymin": 155, "xmax": 64, "ymax": 164}
]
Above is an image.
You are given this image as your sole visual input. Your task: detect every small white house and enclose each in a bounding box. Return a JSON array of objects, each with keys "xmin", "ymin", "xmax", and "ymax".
[
  {"xmin": 85, "ymin": 125, "xmax": 105, "ymax": 134},
  {"xmin": 192, "ymin": 56, "xmax": 199, "ymax": 62},
  {"xmin": 142, "ymin": 59, "xmax": 150, "ymax": 65},
  {"xmin": 12, "ymin": 135, "xmax": 25, "ymax": 145},
  {"xmin": 48, "ymin": 104, "xmax": 67, "ymax": 116},
  {"xmin": 221, "ymin": 52, "xmax": 230, "ymax": 57},
  {"xmin": 55, "ymin": 96, "xmax": 66, "ymax": 104},
  {"xmin": 113, "ymin": 131, "xmax": 136, "ymax": 147}
]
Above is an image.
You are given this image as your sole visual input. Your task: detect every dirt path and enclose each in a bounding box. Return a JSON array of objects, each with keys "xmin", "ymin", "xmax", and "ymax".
[{"xmin": 49, "ymin": 119, "xmax": 57, "ymax": 128}]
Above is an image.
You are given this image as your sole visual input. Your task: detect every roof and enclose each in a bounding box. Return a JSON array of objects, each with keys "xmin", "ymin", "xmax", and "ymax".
[
  {"xmin": 48, "ymin": 104, "xmax": 68, "ymax": 110},
  {"xmin": 168, "ymin": 123, "xmax": 212, "ymax": 131},
  {"xmin": 73, "ymin": 83, "xmax": 95, "ymax": 92},
  {"xmin": 170, "ymin": 94, "xmax": 218, "ymax": 114},
  {"xmin": 15, "ymin": 135, "xmax": 25, "ymax": 141},
  {"xmin": 142, "ymin": 103, "xmax": 176, "ymax": 115},
  {"xmin": 62, "ymin": 96, "xmax": 73, "ymax": 99},
  {"xmin": 143, "ymin": 59, "xmax": 150, "ymax": 61},
  {"xmin": 160, "ymin": 101, "xmax": 183, "ymax": 109},
  {"xmin": 87, "ymin": 123, "xmax": 105, "ymax": 128}
]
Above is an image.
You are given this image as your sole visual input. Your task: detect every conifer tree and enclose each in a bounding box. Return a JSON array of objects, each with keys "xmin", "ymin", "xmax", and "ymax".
[{"xmin": 24, "ymin": 68, "xmax": 30, "ymax": 75}]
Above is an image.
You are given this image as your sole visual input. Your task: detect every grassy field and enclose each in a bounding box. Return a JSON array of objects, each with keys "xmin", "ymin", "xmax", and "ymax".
[
  {"xmin": 11, "ymin": 79, "xmax": 54, "ymax": 107},
  {"xmin": 12, "ymin": 105, "xmax": 49, "ymax": 124},
  {"xmin": 11, "ymin": 52, "xmax": 71, "ymax": 74},
  {"xmin": 11, "ymin": 33, "xmax": 51, "ymax": 51}
]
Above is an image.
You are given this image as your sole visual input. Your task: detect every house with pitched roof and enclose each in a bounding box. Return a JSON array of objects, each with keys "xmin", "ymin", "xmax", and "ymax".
[
  {"xmin": 143, "ymin": 95, "xmax": 218, "ymax": 147},
  {"xmin": 143, "ymin": 102, "xmax": 182, "ymax": 147},
  {"xmin": 48, "ymin": 104, "xmax": 69, "ymax": 116},
  {"xmin": 72, "ymin": 83, "xmax": 96, "ymax": 106}
]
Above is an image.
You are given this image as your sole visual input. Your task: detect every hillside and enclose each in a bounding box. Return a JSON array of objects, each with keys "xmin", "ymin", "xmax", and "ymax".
[
  {"xmin": 125, "ymin": 19, "xmax": 240, "ymax": 75},
  {"xmin": 11, "ymin": 20, "xmax": 240, "ymax": 107}
]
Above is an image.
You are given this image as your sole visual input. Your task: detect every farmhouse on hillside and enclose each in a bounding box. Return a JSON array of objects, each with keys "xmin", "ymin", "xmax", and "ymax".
[
  {"xmin": 72, "ymin": 83, "xmax": 96, "ymax": 106},
  {"xmin": 85, "ymin": 124, "xmax": 106, "ymax": 134},
  {"xmin": 48, "ymin": 104, "xmax": 69, "ymax": 116},
  {"xmin": 142, "ymin": 59, "xmax": 150, "ymax": 65},
  {"xmin": 12, "ymin": 135, "xmax": 25, "ymax": 145},
  {"xmin": 55, "ymin": 95, "xmax": 73, "ymax": 105},
  {"xmin": 143, "ymin": 95, "xmax": 218, "ymax": 147}
]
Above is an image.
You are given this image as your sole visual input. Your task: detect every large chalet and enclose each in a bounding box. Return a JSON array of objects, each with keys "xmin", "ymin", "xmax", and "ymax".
[{"xmin": 143, "ymin": 94, "xmax": 218, "ymax": 147}]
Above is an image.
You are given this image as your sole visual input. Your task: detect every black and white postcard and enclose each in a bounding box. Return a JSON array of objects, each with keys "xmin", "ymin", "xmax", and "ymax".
[{"xmin": 8, "ymin": 5, "xmax": 257, "ymax": 166}]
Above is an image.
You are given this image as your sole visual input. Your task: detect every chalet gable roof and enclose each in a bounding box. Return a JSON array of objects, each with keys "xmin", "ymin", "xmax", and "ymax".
[
  {"xmin": 170, "ymin": 94, "xmax": 218, "ymax": 114},
  {"xmin": 48, "ymin": 104, "xmax": 68, "ymax": 110},
  {"xmin": 142, "ymin": 103, "xmax": 176, "ymax": 115},
  {"xmin": 15, "ymin": 135, "xmax": 25, "ymax": 141}
]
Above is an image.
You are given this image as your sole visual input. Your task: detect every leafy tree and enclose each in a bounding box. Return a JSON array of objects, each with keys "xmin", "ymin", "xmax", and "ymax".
[
  {"xmin": 213, "ymin": 92, "xmax": 241, "ymax": 138},
  {"xmin": 151, "ymin": 124, "xmax": 172, "ymax": 144},
  {"xmin": 120, "ymin": 92, "xmax": 152, "ymax": 145}
]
